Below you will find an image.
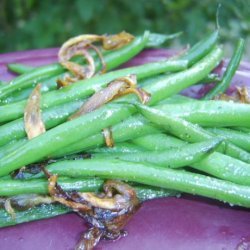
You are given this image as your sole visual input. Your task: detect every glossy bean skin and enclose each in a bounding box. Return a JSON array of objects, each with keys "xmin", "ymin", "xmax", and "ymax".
[
  {"xmin": 208, "ymin": 127, "xmax": 250, "ymax": 152},
  {"xmin": 0, "ymin": 178, "xmax": 104, "ymax": 196},
  {"xmin": 93, "ymin": 139, "xmax": 222, "ymax": 169},
  {"xmin": 0, "ymin": 101, "xmax": 82, "ymax": 147},
  {"xmin": 158, "ymin": 100, "xmax": 250, "ymax": 127},
  {"xmin": 89, "ymin": 142, "xmax": 145, "ymax": 154},
  {"xmin": 133, "ymin": 133, "xmax": 187, "ymax": 150},
  {"xmin": 0, "ymin": 203, "xmax": 70, "ymax": 227},
  {"xmin": 0, "ymin": 104, "xmax": 135, "ymax": 176},
  {"xmin": 2, "ymin": 76, "xmax": 58, "ymax": 105},
  {"xmin": 0, "ymin": 59, "xmax": 188, "ymax": 123},
  {"xmin": 0, "ymin": 183, "xmax": 179, "ymax": 228},
  {"xmin": 0, "ymin": 32, "xmax": 151, "ymax": 101},
  {"xmin": 52, "ymin": 115, "xmax": 161, "ymax": 158},
  {"xmin": 52, "ymin": 44, "xmax": 223, "ymax": 157},
  {"xmin": 203, "ymin": 38, "xmax": 245, "ymax": 99},
  {"xmin": 131, "ymin": 133, "xmax": 250, "ymax": 186},
  {"xmin": 0, "ymin": 47, "xmax": 223, "ymax": 176},
  {"xmin": 7, "ymin": 63, "xmax": 33, "ymax": 74},
  {"xmin": 180, "ymin": 30, "xmax": 219, "ymax": 66},
  {"xmin": 137, "ymin": 105, "xmax": 250, "ymax": 163},
  {"xmin": 38, "ymin": 159, "xmax": 250, "ymax": 208}
]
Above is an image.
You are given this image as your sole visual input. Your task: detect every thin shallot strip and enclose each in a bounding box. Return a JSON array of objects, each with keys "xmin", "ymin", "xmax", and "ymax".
[
  {"xmin": 24, "ymin": 84, "xmax": 46, "ymax": 139},
  {"xmin": 69, "ymin": 74, "xmax": 150, "ymax": 120}
]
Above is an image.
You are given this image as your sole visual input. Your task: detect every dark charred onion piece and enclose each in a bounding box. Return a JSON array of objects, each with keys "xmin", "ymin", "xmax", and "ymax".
[
  {"xmin": 102, "ymin": 128, "xmax": 114, "ymax": 148},
  {"xmin": 24, "ymin": 84, "xmax": 46, "ymax": 139},
  {"xmin": 69, "ymin": 74, "xmax": 150, "ymax": 120},
  {"xmin": 42, "ymin": 167, "xmax": 140, "ymax": 250},
  {"xmin": 75, "ymin": 227, "xmax": 103, "ymax": 250}
]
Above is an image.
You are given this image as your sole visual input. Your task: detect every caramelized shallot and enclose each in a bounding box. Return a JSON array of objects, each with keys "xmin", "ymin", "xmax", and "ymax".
[{"xmin": 24, "ymin": 84, "xmax": 46, "ymax": 139}]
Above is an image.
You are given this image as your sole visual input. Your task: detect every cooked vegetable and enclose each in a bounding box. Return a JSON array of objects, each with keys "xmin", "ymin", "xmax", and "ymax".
[
  {"xmin": 203, "ymin": 38, "xmax": 245, "ymax": 99},
  {"xmin": 1, "ymin": 29, "xmax": 248, "ymax": 250}
]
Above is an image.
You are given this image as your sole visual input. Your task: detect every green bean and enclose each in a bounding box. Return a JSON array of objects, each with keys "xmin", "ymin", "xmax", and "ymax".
[
  {"xmin": 234, "ymin": 127, "xmax": 250, "ymax": 134},
  {"xmin": 0, "ymin": 64, "xmax": 64, "ymax": 102},
  {"xmin": 0, "ymin": 100, "xmax": 82, "ymax": 147},
  {"xmin": 89, "ymin": 142, "xmax": 145, "ymax": 154},
  {"xmin": 145, "ymin": 32, "xmax": 183, "ymax": 48},
  {"xmin": 38, "ymin": 159, "xmax": 250, "ymax": 207},
  {"xmin": 203, "ymin": 38, "xmax": 245, "ymax": 99},
  {"xmin": 7, "ymin": 63, "xmax": 33, "ymax": 74},
  {"xmin": 132, "ymin": 133, "xmax": 250, "ymax": 185},
  {"xmin": 50, "ymin": 49, "xmax": 222, "ymax": 156},
  {"xmin": 157, "ymin": 100, "xmax": 250, "ymax": 127},
  {"xmin": 133, "ymin": 133, "xmax": 187, "ymax": 151},
  {"xmin": 146, "ymin": 46, "xmax": 223, "ymax": 105},
  {"xmin": 208, "ymin": 127, "xmax": 250, "ymax": 152},
  {"xmin": 0, "ymin": 177, "xmax": 178, "ymax": 202},
  {"xmin": 0, "ymin": 177, "xmax": 104, "ymax": 196},
  {"xmin": 0, "ymin": 183, "xmax": 178, "ymax": 227},
  {"xmin": 181, "ymin": 30, "xmax": 219, "ymax": 66},
  {"xmin": 130, "ymin": 133, "xmax": 250, "ymax": 186},
  {"xmin": 52, "ymin": 115, "xmax": 161, "ymax": 158},
  {"xmin": 93, "ymin": 139, "xmax": 222, "ymax": 168},
  {"xmin": 136, "ymin": 105, "xmax": 250, "ymax": 163},
  {"xmin": 192, "ymin": 152, "xmax": 250, "ymax": 186},
  {"xmin": 0, "ymin": 203, "xmax": 70, "ymax": 227},
  {"xmin": 0, "ymin": 59, "xmax": 188, "ymax": 123},
  {"xmin": 200, "ymin": 73, "xmax": 221, "ymax": 84},
  {"xmin": 0, "ymin": 104, "xmax": 136, "ymax": 176},
  {"xmin": 0, "ymin": 47, "xmax": 223, "ymax": 175},
  {"xmin": 2, "ymin": 76, "xmax": 58, "ymax": 105},
  {"xmin": 0, "ymin": 139, "xmax": 27, "ymax": 158},
  {"xmin": 0, "ymin": 32, "xmax": 150, "ymax": 102}
]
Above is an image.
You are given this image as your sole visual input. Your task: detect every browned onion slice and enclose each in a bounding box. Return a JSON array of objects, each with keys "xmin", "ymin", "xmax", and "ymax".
[
  {"xmin": 42, "ymin": 167, "xmax": 140, "ymax": 250},
  {"xmin": 69, "ymin": 74, "xmax": 150, "ymax": 120},
  {"xmin": 24, "ymin": 84, "xmax": 46, "ymax": 140},
  {"xmin": 57, "ymin": 32, "xmax": 134, "ymax": 86}
]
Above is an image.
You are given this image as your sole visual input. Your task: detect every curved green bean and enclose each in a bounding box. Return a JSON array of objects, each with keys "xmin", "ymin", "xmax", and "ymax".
[
  {"xmin": 203, "ymin": 38, "xmax": 245, "ymax": 99},
  {"xmin": 137, "ymin": 104, "xmax": 250, "ymax": 163},
  {"xmin": 157, "ymin": 100, "xmax": 250, "ymax": 127},
  {"xmin": 181, "ymin": 30, "xmax": 219, "ymax": 66},
  {"xmin": 0, "ymin": 47, "xmax": 223, "ymax": 175},
  {"xmin": 7, "ymin": 63, "xmax": 33, "ymax": 75},
  {"xmin": 0, "ymin": 32, "xmax": 150, "ymax": 102},
  {"xmin": 0, "ymin": 100, "xmax": 82, "ymax": 147},
  {"xmin": 0, "ymin": 58, "xmax": 188, "ymax": 123},
  {"xmin": 39, "ymin": 159, "xmax": 250, "ymax": 207},
  {"xmin": 93, "ymin": 139, "xmax": 222, "ymax": 168},
  {"xmin": 208, "ymin": 127, "xmax": 250, "ymax": 152}
]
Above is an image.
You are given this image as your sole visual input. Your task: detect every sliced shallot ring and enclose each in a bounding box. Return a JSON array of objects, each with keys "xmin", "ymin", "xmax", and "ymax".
[
  {"xmin": 24, "ymin": 84, "xmax": 46, "ymax": 140},
  {"xmin": 58, "ymin": 34, "xmax": 102, "ymax": 62}
]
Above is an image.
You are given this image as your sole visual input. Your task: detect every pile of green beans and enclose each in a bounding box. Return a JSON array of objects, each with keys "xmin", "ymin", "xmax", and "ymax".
[{"xmin": 0, "ymin": 30, "xmax": 249, "ymax": 229}]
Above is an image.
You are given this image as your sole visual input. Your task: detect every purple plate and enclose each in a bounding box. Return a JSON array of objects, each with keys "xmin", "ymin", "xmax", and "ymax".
[{"xmin": 0, "ymin": 48, "xmax": 250, "ymax": 250}]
